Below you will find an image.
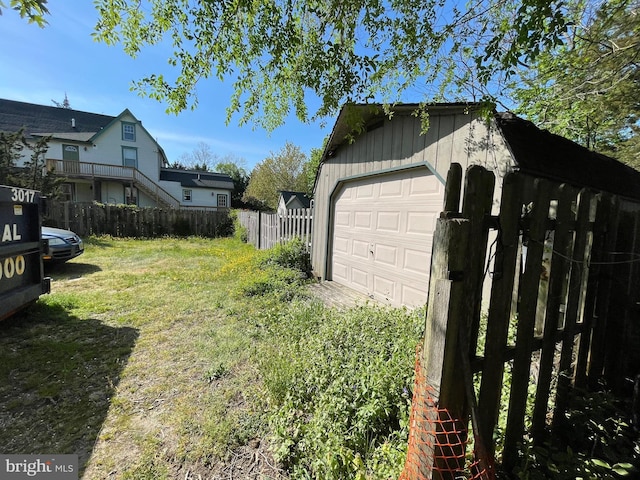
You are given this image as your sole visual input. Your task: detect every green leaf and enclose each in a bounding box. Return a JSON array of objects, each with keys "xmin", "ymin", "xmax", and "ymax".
[{"xmin": 591, "ymin": 458, "xmax": 611, "ymax": 469}]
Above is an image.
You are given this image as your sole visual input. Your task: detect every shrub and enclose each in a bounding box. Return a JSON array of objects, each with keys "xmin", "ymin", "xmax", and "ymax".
[
  {"xmin": 259, "ymin": 302, "xmax": 424, "ymax": 479},
  {"xmin": 230, "ymin": 210, "xmax": 248, "ymax": 242},
  {"xmin": 261, "ymin": 237, "xmax": 312, "ymax": 277},
  {"xmin": 513, "ymin": 388, "xmax": 640, "ymax": 479},
  {"xmin": 215, "ymin": 212, "xmax": 234, "ymax": 237}
]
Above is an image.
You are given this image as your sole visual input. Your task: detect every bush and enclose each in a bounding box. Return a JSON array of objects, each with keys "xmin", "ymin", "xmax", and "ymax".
[
  {"xmin": 513, "ymin": 388, "xmax": 640, "ymax": 479},
  {"xmin": 259, "ymin": 302, "xmax": 424, "ymax": 479},
  {"xmin": 230, "ymin": 210, "xmax": 248, "ymax": 242},
  {"xmin": 215, "ymin": 212, "xmax": 234, "ymax": 237},
  {"xmin": 261, "ymin": 237, "xmax": 312, "ymax": 277}
]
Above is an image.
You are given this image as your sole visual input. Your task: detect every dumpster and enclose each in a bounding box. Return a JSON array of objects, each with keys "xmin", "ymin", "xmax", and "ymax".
[{"xmin": 0, "ymin": 184, "xmax": 51, "ymax": 321}]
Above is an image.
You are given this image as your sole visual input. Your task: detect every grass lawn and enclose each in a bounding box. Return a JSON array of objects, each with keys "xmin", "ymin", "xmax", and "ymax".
[{"xmin": 0, "ymin": 236, "xmax": 424, "ymax": 479}]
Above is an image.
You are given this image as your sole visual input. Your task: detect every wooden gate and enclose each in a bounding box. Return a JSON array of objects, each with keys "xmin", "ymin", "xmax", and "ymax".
[{"xmin": 408, "ymin": 163, "xmax": 640, "ymax": 477}]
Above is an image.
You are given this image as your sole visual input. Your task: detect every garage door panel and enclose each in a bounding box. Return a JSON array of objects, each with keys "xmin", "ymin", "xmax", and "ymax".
[
  {"xmin": 332, "ymin": 261, "xmax": 349, "ymax": 282},
  {"xmin": 402, "ymin": 284, "xmax": 429, "ymax": 307},
  {"xmin": 332, "ymin": 168, "xmax": 444, "ymax": 308},
  {"xmin": 379, "ymin": 179, "xmax": 403, "ymax": 197},
  {"xmin": 374, "ymin": 244, "xmax": 398, "ymax": 266},
  {"xmin": 352, "ymin": 268, "xmax": 370, "ymax": 290},
  {"xmin": 403, "ymin": 249, "xmax": 430, "ymax": 275},
  {"xmin": 334, "ymin": 236, "xmax": 349, "ymax": 254},
  {"xmin": 354, "ymin": 211, "xmax": 372, "ymax": 229},
  {"xmin": 373, "ymin": 275, "xmax": 395, "ymax": 300},
  {"xmin": 352, "ymin": 239, "xmax": 370, "ymax": 259},
  {"xmin": 406, "ymin": 211, "xmax": 435, "ymax": 235},
  {"xmin": 335, "ymin": 211, "xmax": 351, "ymax": 227},
  {"xmin": 377, "ymin": 211, "xmax": 401, "ymax": 232},
  {"xmin": 410, "ymin": 175, "xmax": 441, "ymax": 195},
  {"xmin": 356, "ymin": 183, "xmax": 374, "ymax": 199}
]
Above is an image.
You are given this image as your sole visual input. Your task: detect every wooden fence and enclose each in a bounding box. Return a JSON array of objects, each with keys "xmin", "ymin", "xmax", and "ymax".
[
  {"xmin": 45, "ymin": 202, "xmax": 232, "ymax": 238},
  {"xmin": 237, "ymin": 208, "xmax": 313, "ymax": 251},
  {"xmin": 417, "ymin": 164, "xmax": 640, "ymax": 476}
]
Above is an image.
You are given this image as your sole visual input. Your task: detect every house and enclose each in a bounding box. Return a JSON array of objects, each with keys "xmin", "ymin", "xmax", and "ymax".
[
  {"xmin": 277, "ymin": 190, "xmax": 311, "ymax": 216},
  {"xmin": 159, "ymin": 168, "xmax": 234, "ymax": 209},
  {"xmin": 0, "ymin": 99, "xmax": 233, "ymax": 209},
  {"xmin": 311, "ymin": 103, "xmax": 640, "ymax": 308}
]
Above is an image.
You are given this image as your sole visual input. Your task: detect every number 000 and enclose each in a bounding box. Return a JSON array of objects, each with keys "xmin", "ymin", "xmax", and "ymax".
[{"xmin": 0, "ymin": 255, "xmax": 26, "ymax": 280}]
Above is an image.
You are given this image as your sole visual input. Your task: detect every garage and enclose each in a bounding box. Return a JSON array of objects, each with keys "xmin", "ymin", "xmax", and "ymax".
[{"xmin": 330, "ymin": 168, "xmax": 444, "ymax": 308}]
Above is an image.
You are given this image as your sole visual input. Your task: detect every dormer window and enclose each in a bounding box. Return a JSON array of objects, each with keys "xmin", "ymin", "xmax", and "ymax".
[{"xmin": 122, "ymin": 122, "xmax": 136, "ymax": 141}]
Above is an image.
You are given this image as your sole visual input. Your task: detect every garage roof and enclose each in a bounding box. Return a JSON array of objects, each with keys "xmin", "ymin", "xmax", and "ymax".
[
  {"xmin": 496, "ymin": 112, "xmax": 640, "ymax": 201},
  {"xmin": 320, "ymin": 103, "xmax": 640, "ymax": 201}
]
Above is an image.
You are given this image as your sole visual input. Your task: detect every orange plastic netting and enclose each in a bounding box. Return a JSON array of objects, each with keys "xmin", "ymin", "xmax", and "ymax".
[{"xmin": 400, "ymin": 347, "xmax": 495, "ymax": 480}]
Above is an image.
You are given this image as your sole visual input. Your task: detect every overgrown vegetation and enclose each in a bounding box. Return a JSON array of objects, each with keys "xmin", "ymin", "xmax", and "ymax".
[
  {"xmin": 259, "ymin": 302, "xmax": 422, "ymax": 479},
  {"xmin": 238, "ymin": 238, "xmax": 422, "ymax": 477},
  {"xmin": 514, "ymin": 388, "xmax": 640, "ymax": 479},
  {"xmin": 0, "ymin": 236, "xmax": 421, "ymax": 478}
]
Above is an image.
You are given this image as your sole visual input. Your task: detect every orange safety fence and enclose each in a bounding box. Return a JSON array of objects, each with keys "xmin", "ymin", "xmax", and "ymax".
[{"xmin": 400, "ymin": 347, "xmax": 496, "ymax": 480}]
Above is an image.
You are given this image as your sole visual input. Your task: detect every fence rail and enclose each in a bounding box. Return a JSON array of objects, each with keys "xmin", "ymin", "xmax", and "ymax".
[
  {"xmin": 404, "ymin": 164, "xmax": 640, "ymax": 478},
  {"xmin": 46, "ymin": 201, "xmax": 231, "ymax": 238},
  {"xmin": 237, "ymin": 208, "xmax": 313, "ymax": 251}
]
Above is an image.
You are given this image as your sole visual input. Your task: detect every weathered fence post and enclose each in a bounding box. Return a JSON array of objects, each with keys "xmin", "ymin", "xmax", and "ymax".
[
  {"xmin": 423, "ymin": 218, "xmax": 470, "ymax": 479},
  {"xmin": 418, "ymin": 163, "xmax": 473, "ymax": 478}
]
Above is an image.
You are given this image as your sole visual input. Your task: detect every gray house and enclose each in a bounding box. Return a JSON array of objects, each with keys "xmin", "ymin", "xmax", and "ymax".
[
  {"xmin": 277, "ymin": 190, "xmax": 311, "ymax": 216},
  {"xmin": 311, "ymin": 103, "xmax": 640, "ymax": 308}
]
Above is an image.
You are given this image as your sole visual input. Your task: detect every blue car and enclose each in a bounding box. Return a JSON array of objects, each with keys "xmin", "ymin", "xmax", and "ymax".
[{"xmin": 42, "ymin": 226, "xmax": 84, "ymax": 263}]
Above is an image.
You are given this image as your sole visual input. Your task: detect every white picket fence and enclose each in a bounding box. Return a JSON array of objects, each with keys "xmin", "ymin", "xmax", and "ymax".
[{"xmin": 237, "ymin": 208, "xmax": 313, "ymax": 251}]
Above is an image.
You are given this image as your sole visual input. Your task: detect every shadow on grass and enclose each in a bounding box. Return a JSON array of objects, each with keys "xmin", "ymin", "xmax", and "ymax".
[
  {"xmin": 44, "ymin": 261, "xmax": 102, "ymax": 281},
  {"xmin": 0, "ymin": 301, "xmax": 138, "ymax": 475}
]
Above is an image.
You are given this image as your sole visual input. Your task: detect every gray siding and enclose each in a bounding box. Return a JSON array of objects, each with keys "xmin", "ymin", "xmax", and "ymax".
[{"xmin": 311, "ymin": 109, "xmax": 514, "ymax": 280}]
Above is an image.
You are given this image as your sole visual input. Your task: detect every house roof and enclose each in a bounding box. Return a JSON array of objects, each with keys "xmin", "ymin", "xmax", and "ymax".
[
  {"xmin": 0, "ymin": 98, "xmax": 170, "ymax": 166},
  {"xmin": 319, "ymin": 103, "xmax": 640, "ymax": 201},
  {"xmin": 0, "ymin": 98, "xmax": 115, "ymax": 136},
  {"xmin": 159, "ymin": 168, "xmax": 235, "ymax": 190},
  {"xmin": 279, "ymin": 190, "xmax": 311, "ymax": 208}
]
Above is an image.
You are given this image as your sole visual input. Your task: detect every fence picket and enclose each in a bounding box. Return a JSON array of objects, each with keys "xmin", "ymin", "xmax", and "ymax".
[
  {"xmin": 237, "ymin": 208, "xmax": 313, "ymax": 251},
  {"xmin": 477, "ymin": 173, "xmax": 523, "ymax": 457},
  {"xmin": 502, "ymin": 178, "xmax": 552, "ymax": 471},
  {"xmin": 46, "ymin": 202, "xmax": 230, "ymax": 238},
  {"xmin": 531, "ymin": 184, "xmax": 576, "ymax": 441}
]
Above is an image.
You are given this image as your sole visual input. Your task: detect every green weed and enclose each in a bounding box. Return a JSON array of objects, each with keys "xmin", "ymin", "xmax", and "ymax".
[{"xmin": 258, "ymin": 302, "xmax": 424, "ymax": 479}]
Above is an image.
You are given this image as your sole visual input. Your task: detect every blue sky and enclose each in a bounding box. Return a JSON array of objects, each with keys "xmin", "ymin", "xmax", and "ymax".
[{"xmin": 0, "ymin": 2, "xmax": 330, "ymax": 170}]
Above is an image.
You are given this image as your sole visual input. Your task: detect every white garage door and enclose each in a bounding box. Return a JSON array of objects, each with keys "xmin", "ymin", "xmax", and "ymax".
[{"xmin": 331, "ymin": 168, "xmax": 444, "ymax": 308}]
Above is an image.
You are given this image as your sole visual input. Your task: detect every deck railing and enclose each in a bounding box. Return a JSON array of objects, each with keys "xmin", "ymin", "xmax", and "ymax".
[{"xmin": 46, "ymin": 158, "xmax": 180, "ymax": 207}]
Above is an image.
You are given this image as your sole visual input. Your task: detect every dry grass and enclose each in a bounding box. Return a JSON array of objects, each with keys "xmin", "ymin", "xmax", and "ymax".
[{"xmin": 0, "ymin": 236, "xmax": 284, "ymax": 479}]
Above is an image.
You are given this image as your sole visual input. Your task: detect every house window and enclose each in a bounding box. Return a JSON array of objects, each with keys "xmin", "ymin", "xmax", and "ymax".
[
  {"xmin": 183, "ymin": 189, "xmax": 192, "ymax": 202},
  {"xmin": 122, "ymin": 122, "xmax": 136, "ymax": 141},
  {"xmin": 125, "ymin": 186, "xmax": 138, "ymax": 205},
  {"xmin": 122, "ymin": 147, "xmax": 138, "ymax": 168},
  {"xmin": 60, "ymin": 183, "xmax": 74, "ymax": 202},
  {"xmin": 217, "ymin": 194, "xmax": 228, "ymax": 208}
]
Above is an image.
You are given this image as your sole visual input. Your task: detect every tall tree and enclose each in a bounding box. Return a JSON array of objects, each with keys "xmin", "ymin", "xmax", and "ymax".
[
  {"xmin": 51, "ymin": 93, "xmax": 71, "ymax": 109},
  {"xmin": 174, "ymin": 141, "xmax": 218, "ymax": 171},
  {"xmin": 303, "ymin": 144, "xmax": 324, "ymax": 196},
  {"xmin": 92, "ymin": 0, "xmax": 571, "ymax": 129},
  {"xmin": 0, "ymin": 130, "xmax": 61, "ymax": 197},
  {"xmin": 244, "ymin": 142, "xmax": 307, "ymax": 209},
  {"xmin": 510, "ymin": 0, "xmax": 640, "ymax": 168},
  {"xmin": 0, "ymin": 130, "xmax": 26, "ymax": 186}
]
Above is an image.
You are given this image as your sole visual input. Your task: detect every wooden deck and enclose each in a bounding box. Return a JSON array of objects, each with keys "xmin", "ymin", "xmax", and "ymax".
[{"xmin": 307, "ymin": 281, "xmax": 381, "ymax": 310}]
